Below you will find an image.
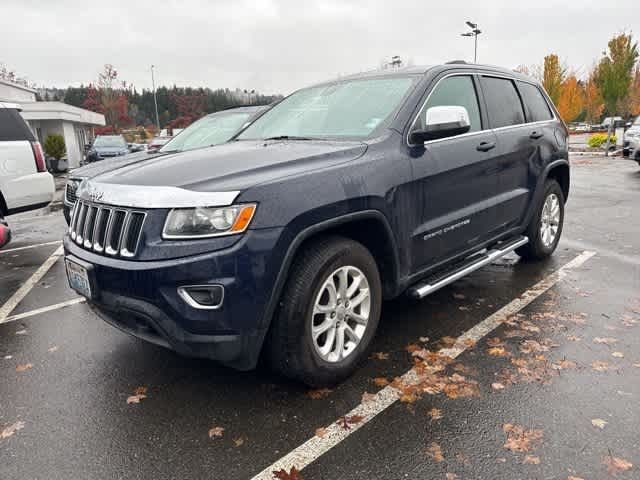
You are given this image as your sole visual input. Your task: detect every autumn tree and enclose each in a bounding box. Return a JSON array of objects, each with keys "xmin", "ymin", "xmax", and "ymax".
[
  {"xmin": 583, "ymin": 67, "xmax": 605, "ymax": 123},
  {"xmin": 557, "ymin": 75, "xmax": 585, "ymax": 122},
  {"xmin": 542, "ymin": 54, "xmax": 566, "ymax": 105},
  {"xmin": 627, "ymin": 68, "xmax": 640, "ymax": 116},
  {"xmin": 594, "ymin": 33, "xmax": 639, "ymax": 115}
]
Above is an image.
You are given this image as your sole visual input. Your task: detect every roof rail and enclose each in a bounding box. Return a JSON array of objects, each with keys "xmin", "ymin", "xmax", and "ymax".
[{"xmin": 446, "ymin": 60, "xmax": 468, "ymax": 65}]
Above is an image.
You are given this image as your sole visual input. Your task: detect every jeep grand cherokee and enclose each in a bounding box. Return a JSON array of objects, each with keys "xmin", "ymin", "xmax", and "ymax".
[{"xmin": 64, "ymin": 63, "xmax": 569, "ymax": 386}]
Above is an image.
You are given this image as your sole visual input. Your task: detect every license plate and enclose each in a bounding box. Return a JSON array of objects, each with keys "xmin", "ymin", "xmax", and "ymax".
[{"xmin": 65, "ymin": 258, "xmax": 92, "ymax": 299}]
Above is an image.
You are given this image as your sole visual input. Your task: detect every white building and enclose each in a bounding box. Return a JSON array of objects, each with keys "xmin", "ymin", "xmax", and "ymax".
[{"xmin": 0, "ymin": 79, "xmax": 105, "ymax": 169}]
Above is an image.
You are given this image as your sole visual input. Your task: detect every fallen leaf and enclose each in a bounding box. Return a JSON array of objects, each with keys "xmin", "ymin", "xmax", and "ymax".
[
  {"xmin": 337, "ymin": 414, "xmax": 365, "ymax": 430},
  {"xmin": 552, "ymin": 358, "xmax": 577, "ymax": 371},
  {"xmin": 445, "ymin": 473, "xmax": 458, "ymax": 480},
  {"xmin": 419, "ymin": 336, "xmax": 430, "ymax": 343},
  {"xmin": 208, "ymin": 426, "xmax": 224, "ymax": 438},
  {"xmin": 438, "ymin": 336, "xmax": 457, "ymax": 348},
  {"xmin": 126, "ymin": 394, "xmax": 147, "ymax": 404},
  {"xmin": 611, "ymin": 351, "xmax": 624, "ymax": 358},
  {"xmin": 47, "ymin": 346, "xmax": 59, "ymax": 353},
  {"xmin": 372, "ymin": 377, "xmax": 389, "ymax": 387},
  {"xmin": 591, "ymin": 418, "xmax": 608, "ymax": 429},
  {"xmin": 453, "ymin": 293, "xmax": 465, "ymax": 300},
  {"xmin": 492, "ymin": 382, "xmax": 506, "ymax": 391},
  {"xmin": 306, "ymin": 388, "xmax": 332, "ymax": 399},
  {"xmin": 370, "ymin": 351, "xmax": 389, "ymax": 360},
  {"xmin": 272, "ymin": 466, "xmax": 304, "ymax": 480},
  {"xmin": 426, "ymin": 442, "xmax": 444, "ymax": 462},
  {"xmin": 15, "ymin": 363, "xmax": 33, "ymax": 372},
  {"xmin": 133, "ymin": 386, "xmax": 147, "ymax": 396},
  {"xmin": 486, "ymin": 337, "xmax": 504, "ymax": 347},
  {"xmin": 602, "ymin": 455, "xmax": 633, "ymax": 475},
  {"xmin": 1, "ymin": 420, "xmax": 25, "ymax": 439},
  {"xmin": 233, "ymin": 436, "xmax": 245, "ymax": 447},
  {"xmin": 567, "ymin": 476, "xmax": 585, "ymax": 480},
  {"xmin": 502, "ymin": 424, "xmax": 543, "ymax": 453},
  {"xmin": 462, "ymin": 338, "xmax": 477, "ymax": 348},
  {"xmin": 361, "ymin": 392, "xmax": 376, "ymax": 403},
  {"xmin": 591, "ymin": 361, "xmax": 611, "ymax": 372},
  {"xmin": 455, "ymin": 452, "xmax": 471, "ymax": 465},
  {"xmin": 633, "ymin": 363, "xmax": 640, "ymax": 369},
  {"xmin": 488, "ymin": 346, "xmax": 509, "ymax": 357},
  {"xmin": 593, "ymin": 337, "xmax": 619, "ymax": 345},
  {"xmin": 315, "ymin": 427, "xmax": 328, "ymax": 438},
  {"xmin": 566, "ymin": 335, "xmax": 582, "ymax": 342},
  {"xmin": 520, "ymin": 340, "xmax": 550, "ymax": 354},
  {"xmin": 427, "ymin": 407, "xmax": 443, "ymax": 420},
  {"xmin": 406, "ymin": 343, "xmax": 421, "ymax": 353},
  {"xmin": 15, "ymin": 329, "xmax": 27, "ymax": 335},
  {"xmin": 3, "ymin": 355, "xmax": 12, "ymax": 360},
  {"xmin": 523, "ymin": 455, "xmax": 540, "ymax": 465},
  {"xmin": 458, "ymin": 306, "xmax": 470, "ymax": 311}
]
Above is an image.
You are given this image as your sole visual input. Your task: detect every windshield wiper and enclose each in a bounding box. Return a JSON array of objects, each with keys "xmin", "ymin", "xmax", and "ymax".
[{"xmin": 262, "ymin": 135, "xmax": 316, "ymax": 141}]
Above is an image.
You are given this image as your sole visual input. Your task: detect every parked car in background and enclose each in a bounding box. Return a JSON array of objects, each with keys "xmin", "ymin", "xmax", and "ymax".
[
  {"xmin": 127, "ymin": 143, "xmax": 146, "ymax": 153},
  {"xmin": 574, "ymin": 123, "xmax": 591, "ymax": 133},
  {"xmin": 623, "ymin": 115, "xmax": 640, "ymax": 165},
  {"xmin": 63, "ymin": 106, "xmax": 268, "ymax": 223},
  {"xmin": 85, "ymin": 135, "xmax": 129, "ymax": 162},
  {"xmin": 0, "ymin": 102, "xmax": 54, "ymax": 248},
  {"xmin": 599, "ymin": 116, "xmax": 623, "ymax": 131},
  {"xmin": 64, "ymin": 64, "xmax": 569, "ymax": 386},
  {"xmin": 146, "ymin": 136, "xmax": 172, "ymax": 153}
]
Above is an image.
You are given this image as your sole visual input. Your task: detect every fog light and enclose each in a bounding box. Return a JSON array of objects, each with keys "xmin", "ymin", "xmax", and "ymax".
[{"xmin": 177, "ymin": 285, "xmax": 224, "ymax": 309}]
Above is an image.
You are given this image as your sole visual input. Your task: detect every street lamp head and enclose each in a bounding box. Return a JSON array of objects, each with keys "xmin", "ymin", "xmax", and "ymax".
[
  {"xmin": 461, "ymin": 32, "xmax": 473, "ymax": 37},
  {"xmin": 466, "ymin": 21, "xmax": 477, "ymax": 29}
]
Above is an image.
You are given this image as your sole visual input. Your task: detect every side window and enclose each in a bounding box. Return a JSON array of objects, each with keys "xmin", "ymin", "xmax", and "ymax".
[
  {"xmin": 0, "ymin": 109, "xmax": 35, "ymax": 142},
  {"xmin": 517, "ymin": 81, "xmax": 554, "ymax": 122},
  {"xmin": 414, "ymin": 75, "xmax": 482, "ymax": 134},
  {"xmin": 480, "ymin": 77, "xmax": 525, "ymax": 128}
]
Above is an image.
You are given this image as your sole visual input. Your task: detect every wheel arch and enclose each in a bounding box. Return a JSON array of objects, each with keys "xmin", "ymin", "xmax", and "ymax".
[
  {"xmin": 546, "ymin": 162, "xmax": 570, "ymax": 203},
  {"xmin": 0, "ymin": 190, "xmax": 8, "ymax": 217}
]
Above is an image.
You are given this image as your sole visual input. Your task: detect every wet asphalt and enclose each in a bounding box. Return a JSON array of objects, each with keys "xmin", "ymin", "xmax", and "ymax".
[{"xmin": 1, "ymin": 155, "xmax": 639, "ymax": 479}]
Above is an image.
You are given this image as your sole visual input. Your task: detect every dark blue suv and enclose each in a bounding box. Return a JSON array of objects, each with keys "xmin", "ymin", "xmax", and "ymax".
[{"xmin": 63, "ymin": 63, "xmax": 569, "ymax": 386}]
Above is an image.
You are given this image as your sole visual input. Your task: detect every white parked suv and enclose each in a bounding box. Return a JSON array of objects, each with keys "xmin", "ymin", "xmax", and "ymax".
[{"xmin": 0, "ymin": 102, "xmax": 54, "ymax": 245}]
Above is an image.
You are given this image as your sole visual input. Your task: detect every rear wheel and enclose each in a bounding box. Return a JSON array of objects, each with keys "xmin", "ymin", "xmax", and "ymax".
[
  {"xmin": 516, "ymin": 179, "xmax": 564, "ymax": 260},
  {"xmin": 267, "ymin": 236, "xmax": 382, "ymax": 386}
]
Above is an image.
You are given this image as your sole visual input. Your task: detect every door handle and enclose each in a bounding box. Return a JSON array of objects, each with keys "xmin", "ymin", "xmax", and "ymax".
[
  {"xmin": 476, "ymin": 141, "xmax": 496, "ymax": 152},
  {"xmin": 530, "ymin": 131, "xmax": 544, "ymax": 139}
]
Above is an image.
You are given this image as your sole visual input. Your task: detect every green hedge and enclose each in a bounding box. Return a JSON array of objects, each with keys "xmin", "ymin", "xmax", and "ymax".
[{"xmin": 588, "ymin": 133, "xmax": 617, "ymax": 149}]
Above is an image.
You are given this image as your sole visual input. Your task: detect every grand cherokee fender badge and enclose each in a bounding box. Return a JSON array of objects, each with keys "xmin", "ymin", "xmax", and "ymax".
[{"xmin": 423, "ymin": 218, "xmax": 471, "ymax": 241}]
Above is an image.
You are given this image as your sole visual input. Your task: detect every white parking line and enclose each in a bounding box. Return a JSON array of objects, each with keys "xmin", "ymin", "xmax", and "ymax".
[
  {"xmin": 0, "ymin": 245, "xmax": 65, "ymax": 324},
  {"xmin": 0, "ymin": 240, "xmax": 61, "ymax": 255},
  {"xmin": 250, "ymin": 250, "xmax": 596, "ymax": 479},
  {"xmin": 3, "ymin": 297, "xmax": 87, "ymax": 323}
]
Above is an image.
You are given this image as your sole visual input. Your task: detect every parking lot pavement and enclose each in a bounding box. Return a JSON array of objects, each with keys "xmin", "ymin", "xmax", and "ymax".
[{"xmin": 1, "ymin": 155, "xmax": 638, "ymax": 479}]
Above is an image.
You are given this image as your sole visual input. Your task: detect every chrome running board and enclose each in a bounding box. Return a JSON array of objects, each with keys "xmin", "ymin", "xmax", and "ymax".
[{"xmin": 408, "ymin": 236, "xmax": 528, "ymax": 299}]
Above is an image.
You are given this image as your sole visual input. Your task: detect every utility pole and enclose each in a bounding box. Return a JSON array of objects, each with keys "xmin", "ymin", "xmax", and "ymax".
[
  {"xmin": 461, "ymin": 21, "xmax": 482, "ymax": 63},
  {"xmin": 151, "ymin": 65, "xmax": 160, "ymax": 132}
]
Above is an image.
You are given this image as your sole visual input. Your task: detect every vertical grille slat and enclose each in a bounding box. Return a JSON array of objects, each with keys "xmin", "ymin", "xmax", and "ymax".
[{"xmin": 69, "ymin": 201, "xmax": 145, "ymax": 258}]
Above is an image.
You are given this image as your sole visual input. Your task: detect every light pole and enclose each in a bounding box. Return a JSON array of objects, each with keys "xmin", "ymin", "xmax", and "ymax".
[
  {"xmin": 150, "ymin": 65, "xmax": 160, "ymax": 132},
  {"xmin": 461, "ymin": 21, "xmax": 481, "ymax": 63}
]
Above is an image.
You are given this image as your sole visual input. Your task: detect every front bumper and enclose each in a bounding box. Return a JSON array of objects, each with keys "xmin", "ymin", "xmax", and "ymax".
[
  {"xmin": 63, "ymin": 226, "xmax": 286, "ymax": 370},
  {"xmin": 623, "ymin": 137, "xmax": 640, "ymax": 159}
]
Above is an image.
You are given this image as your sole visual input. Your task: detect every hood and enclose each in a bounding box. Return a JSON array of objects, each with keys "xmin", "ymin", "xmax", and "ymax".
[
  {"xmin": 92, "ymin": 140, "xmax": 367, "ymax": 192},
  {"xmin": 71, "ymin": 151, "xmax": 165, "ymax": 179}
]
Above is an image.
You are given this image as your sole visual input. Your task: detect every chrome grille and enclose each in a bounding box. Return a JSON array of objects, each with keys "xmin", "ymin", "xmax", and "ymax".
[
  {"xmin": 65, "ymin": 181, "xmax": 79, "ymax": 205},
  {"xmin": 69, "ymin": 200, "xmax": 146, "ymax": 257}
]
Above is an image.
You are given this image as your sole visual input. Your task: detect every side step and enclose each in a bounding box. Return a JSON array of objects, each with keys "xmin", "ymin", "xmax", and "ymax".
[{"xmin": 407, "ymin": 236, "xmax": 528, "ymax": 299}]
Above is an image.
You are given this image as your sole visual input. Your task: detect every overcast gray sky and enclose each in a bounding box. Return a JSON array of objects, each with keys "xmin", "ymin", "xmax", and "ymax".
[{"xmin": 1, "ymin": 0, "xmax": 637, "ymax": 95}]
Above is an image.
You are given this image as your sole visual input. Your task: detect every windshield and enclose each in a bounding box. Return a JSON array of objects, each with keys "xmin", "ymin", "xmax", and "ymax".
[
  {"xmin": 93, "ymin": 136, "xmax": 126, "ymax": 148},
  {"xmin": 160, "ymin": 112, "xmax": 252, "ymax": 152},
  {"xmin": 238, "ymin": 76, "xmax": 417, "ymax": 141}
]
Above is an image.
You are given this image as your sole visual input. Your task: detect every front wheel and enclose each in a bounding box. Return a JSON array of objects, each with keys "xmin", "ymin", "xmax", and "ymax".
[
  {"xmin": 516, "ymin": 179, "xmax": 565, "ymax": 261},
  {"xmin": 266, "ymin": 236, "xmax": 382, "ymax": 386}
]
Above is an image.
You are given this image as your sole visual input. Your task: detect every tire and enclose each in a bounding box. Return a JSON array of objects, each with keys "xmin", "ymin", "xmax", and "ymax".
[
  {"xmin": 516, "ymin": 179, "xmax": 565, "ymax": 261},
  {"xmin": 0, "ymin": 213, "xmax": 10, "ymax": 249},
  {"xmin": 266, "ymin": 235, "xmax": 382, "ymax": 386}
]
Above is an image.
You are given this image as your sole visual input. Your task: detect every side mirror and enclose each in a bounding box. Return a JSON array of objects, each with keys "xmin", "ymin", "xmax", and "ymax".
[{"xmin": 409, "ymin": 105, "xmax": 471, "ymax": 144}]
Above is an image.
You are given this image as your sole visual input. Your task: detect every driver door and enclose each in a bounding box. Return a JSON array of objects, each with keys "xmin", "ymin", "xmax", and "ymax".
[{"xmin": 407, "ymin": 74, "xmax": 502, "ymax": 273}]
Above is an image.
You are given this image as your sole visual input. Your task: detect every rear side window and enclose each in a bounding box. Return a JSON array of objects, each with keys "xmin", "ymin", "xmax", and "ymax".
[
  {"xmin": 517, "ymin": 82, "xmax": 553, "ymax": 122},
  {"xmin": 415, "ymin": 75, "xmax": 482, "ymax": 133},
  {"xmin": 480, "ymin": 77, "xmax": 525, "ymax": 128},
  {"xmin": 0, "ymin": 108, "xmax": 35, "ymax": 142}
]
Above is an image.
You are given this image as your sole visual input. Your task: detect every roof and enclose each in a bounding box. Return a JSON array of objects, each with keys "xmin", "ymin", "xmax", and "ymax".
[{"xmin": 18, "ymin": 101, "xmax": 105, "ymax": 126}]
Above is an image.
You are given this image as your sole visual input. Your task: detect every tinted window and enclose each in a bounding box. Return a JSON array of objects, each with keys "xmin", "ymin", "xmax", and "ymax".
[
  {"xmin": 93, "ymin": 136, "xmax": 126, "ymax": 148},
  {"xmin": 517, "ymin": 82, "xmax": 553, "ymax": 122},
  {"xmin": 481, "ymin": 77, "xmax": 525, "ymax": 128},
  {"xmin": 414, "ymin": 75, "xmax": 482, "ymax": 133},
  {"xmin": 239, "ymin": 77, "xmax": 417, "ymax": 140},
  {"xmin": 0, "ymin": 108, "xmax": 35, "ymax": 142}
]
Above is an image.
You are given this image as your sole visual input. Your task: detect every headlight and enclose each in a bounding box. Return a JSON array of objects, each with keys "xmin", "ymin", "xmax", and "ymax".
[{"xmin": 163, "ymin": 204, "xmax": 257, "ymax": 239}]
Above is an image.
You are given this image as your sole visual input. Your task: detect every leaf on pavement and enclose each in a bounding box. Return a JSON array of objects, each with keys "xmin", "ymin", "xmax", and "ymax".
[
  {"xmin": 370, "ymin": 351, "xmax": 389, "ymax": 360},
  {"xmin": 306, "ymin": 388, "xmax": 332, "ymax": 399},
  {"xmin": 438, "ymin": 336, "xmax": 457, "ymax": 348},
  {"xmin": 552, "ymin": 358, "xmax": 577, "ymax": 371},
  {"xmin": 567, "ymin": 476, "xmax": 585, "ymax": 480},
  {"xmin": 488, "ymin": 346, "xmax": 509, "ymax": 357},
  {"xmin": 492, "ymin": 382, "xmax": 506, "ymax": 391},
  {"xmin": 361, "ymin": 391, "xmax": 376, "ymax": 403},
  {"xmin": 315, "ymin": 427, "xmax": 328, "ymax": 438},
  {"xmin": 15, "ymin": 363, "xmax": 33, "ymax": 372},
  {"xmin": 593, "ymin": 337, "xmax": 619, "ymax": 345},
  {"xmin": 233, "ymin": 436, "xmax": 245, "ymax": 447},
  {"xmin": 486, "ymin": 337, "xmax": 504, "ymax": 347},
  {"xmin": 15, "ymin": 329, "xmax": 28, "ymax": 335},
  {"xmin": 47, "ymin": 346, "xmax": 59, "ymax": 352},
  {"xmin": 372, "ymin": 377, "xmax": 389, "ymax": 387},
  {"xmin": 1, "ymin": 420, "xmax": 25, "ymax": 439},
  {"xmin": 426, "ymin": 442, "xmax": 444, "ymax": 462},
  {"xmin": 337, "ymin": 415, "xmax": 365, "ymax": 430},
  {"xmin": 591, "ymin": 418, "xmax": 608, "ymax": 429},
  {"xmin": 127, "ymin": 386, "xmax": 148, "ymax": 404},
  {"xmin": 427, "ymin": 407, "xmax": 443, "ymax": 421},
  {"xmin": 502, "ymin": 424, "xmax": 543, "ymax": 453},
  {"xmin": 519, "ymin": 340, "xmax": 550, "ymax": 354},
  {"xmin": 523, "ymin": 455, "xmax": 540, "ymax": 464},
  {"xmin": 406, "ymin": 343, "xmax": 421, "ymax": 353},
  {"xmin": 133, "ymin": 386, "xmax": 147, "ymax": 396},
  {"xmin": 591, "ymin": 361, "xmax": 611, "ymax": 372},
  {"xmin": 446, "ymin": 473, "xmax": 458, "ymax": 479},
  {"xmin": 419, "ymin": 336, "xmax": 430, "ymax": 343},
  {"xmin": 208, "ymin": 426, "xmax": 225, "ymax": 438},
  {"xmin": 611, "ymin": 351, "xmax": 624, "ymax": 358},
  {"xmin": 272, "ymin": 466, "xmax": 304, "ymax": 480},
  {"xmin": 566, "ymin": 335, "xmax": 582, "ymax": 342},
  {"xmin": 453, "ymin": 293, "xmax": 465, "ymax": 300},
  {"xmin": 602, "ymin": 455, "xmax": 632, "ymax": 475}
]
